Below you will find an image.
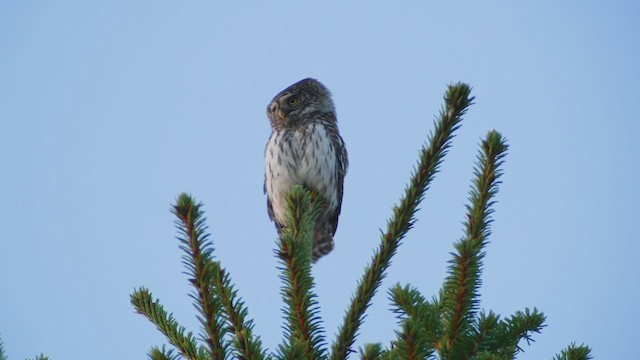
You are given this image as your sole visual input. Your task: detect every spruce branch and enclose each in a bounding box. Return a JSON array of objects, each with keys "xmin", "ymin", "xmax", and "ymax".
[
  {"xmin": 467, "ymin": 310, "xmax": 500, "ymax": 356},
  {"xmin": 359, "ymin": 343, "xmax": 384, "ymax": 360},
  {"xmin": 275, "ymin": 338, "xmax": 310, "ymax": 360},
  {"xmin": 26, "ymin": 355, "xmax": 50, "ymax": 360},
  {"xmin": 496, "ymin": 308, "xmax": 546, "ymax": 357},
  {"xmin": 388, "ymin": 317, "xmax": 433, "ymax": 360},
  {"xmin": 388, "ymin": 284, "xmax": 441, "ymax": 346},
  {"xmin": 387, "ymin": 286, "xmax": 438, "ymax": 359},
  {"xmin": 172, "ymin": 193, "xmax": 229, "ymax": 359},
  {"xmin": 439, "ymin": 130, "xmax": 508, "ymax": 357},
  {"xmin": 389, "ymin": 284, "xmax": 427, "ymax": 320},
  {"xmin": 131, "ymin": 287, "xmax": 205, "ymax": 360},
  {"xmin": 331, "ymin": 82, "xmax": 474, "ymax": 360},
  {"xmin": 148, "ymin": 345, "xmax": 181, "ymax": 360},
  {"xmin": 210, "ymin": 261, "xmax": 266, "ymax": 360},
  {"xmin": 473, "ymin": 353, "xmax": 512, "ymax": 360},
  {"xmin": 276, "ymin": 185, "xmax": 326, "ymax": 360},
  {"xmin": 552, "ymin": 343, "xmax": 593, "ymax": 360},
  {"xmin": 0, "ymin": 335, "xmax": 6, "ymax": 360},
  {"xmin": 0, "ymin": 335, "xmax": 50, "ymax": 360}
]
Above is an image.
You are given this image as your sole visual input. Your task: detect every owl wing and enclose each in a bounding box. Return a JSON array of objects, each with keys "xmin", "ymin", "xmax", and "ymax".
[
  {"xmin": 329, "ymin": 133, "xmax": 348, "ymax": 236},
  {"xmin": 264, "ymin": 137, "xmax": 276, "ymax": 224},
  {"xmin": 264, "ymin": 175, "xmax": 285, "ymax": 235},
  {"xmin": 264, "ymin": 176, "xmax": 275, "ymax": 222}
]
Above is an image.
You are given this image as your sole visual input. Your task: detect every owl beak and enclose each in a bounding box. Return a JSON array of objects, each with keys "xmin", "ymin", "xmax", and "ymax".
[{"xmin": 278, "ymin": 109, "xmax": 287, "ymax": 120}]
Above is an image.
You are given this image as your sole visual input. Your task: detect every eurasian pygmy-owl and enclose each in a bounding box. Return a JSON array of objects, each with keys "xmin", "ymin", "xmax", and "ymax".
[{"xmin": 264, "ymin": 78, "xmax": 348, "ymax": 262}]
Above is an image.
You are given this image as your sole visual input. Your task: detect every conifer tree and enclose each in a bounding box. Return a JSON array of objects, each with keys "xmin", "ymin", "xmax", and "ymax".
[
  {"xmin": 130, "ymin": 82, "xmax": 592, "ymax": 360},
  {"xmin": 0, "ymin": 336, "xmax": 6, "ymax": 360},
  {"xmin": 0, "ymin": 83, "xmax": 592, "ymax": 360}
]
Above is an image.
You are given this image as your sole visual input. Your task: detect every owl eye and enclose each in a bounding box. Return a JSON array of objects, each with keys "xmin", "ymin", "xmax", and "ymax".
[{"xmin": 287, "ymin": 96, "xmax": 300, "ymax": 106}]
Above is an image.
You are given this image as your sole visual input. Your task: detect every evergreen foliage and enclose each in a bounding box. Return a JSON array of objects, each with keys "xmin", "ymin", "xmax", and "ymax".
[
  {"xmin": 0, "ymin": 83, "xmax": 592, "ymax": 360},
  {"xmin": 276, "ymin": 187, "xmax": 326, "ymax": 359},
  {"xmin": 0, "ymin": 337, "xmax": 6, "ymax": 360},
  {"xmin": 127, "ymin": 83, "xmax": 592, "ymax": 359},
  {"xmin": 0, "ymin": 336, "xmax": 49, "ymax": 360},
  {"xmin": 331, "ymin": 83, "xmax": 472, "ymax": 360},
  {"xmin": 552, "ymin": 343, "xmax": 593, "ymax": 360}
]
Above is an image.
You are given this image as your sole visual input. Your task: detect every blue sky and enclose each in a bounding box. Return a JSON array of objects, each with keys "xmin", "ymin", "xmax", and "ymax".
[{"xmin": 1, "ymin": 1, "xmax": 638, "ymax": 359}]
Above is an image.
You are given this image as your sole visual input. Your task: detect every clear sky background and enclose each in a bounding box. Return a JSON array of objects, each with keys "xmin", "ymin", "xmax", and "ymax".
[{"xmin": 1, "ymin": 1, "xmax": 638, "ymax": 359}]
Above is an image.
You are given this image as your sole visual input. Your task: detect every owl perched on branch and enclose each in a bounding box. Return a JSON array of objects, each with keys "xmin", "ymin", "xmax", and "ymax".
[{"xmin": 264, "ymin": 78, "xmax": 348, "ymax": 262}]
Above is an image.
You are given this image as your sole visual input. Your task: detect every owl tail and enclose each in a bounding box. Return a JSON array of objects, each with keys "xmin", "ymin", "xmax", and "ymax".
[{"xmin": 312, "ymin": 233, "xmax": 334, "ymax": 263}]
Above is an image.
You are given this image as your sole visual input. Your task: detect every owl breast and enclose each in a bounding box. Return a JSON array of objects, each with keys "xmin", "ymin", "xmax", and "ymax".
[{"xmin": 265, "ymin": 122, "xmax": 339, "ymax": 225}]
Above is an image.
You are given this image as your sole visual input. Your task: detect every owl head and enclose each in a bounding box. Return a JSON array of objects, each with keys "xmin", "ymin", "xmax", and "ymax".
[{"xmin": 267, "ymin": 78, "xmax": 335, "ymax": 129}]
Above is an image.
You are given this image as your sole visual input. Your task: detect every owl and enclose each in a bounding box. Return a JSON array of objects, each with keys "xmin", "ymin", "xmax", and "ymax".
[{"xmin": 264, "ymin": 78, "xmax": 348, "ymax": 262}]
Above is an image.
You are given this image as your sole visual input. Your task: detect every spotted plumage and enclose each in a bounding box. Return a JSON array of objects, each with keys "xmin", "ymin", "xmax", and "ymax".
[{"xmin": 264, "ymin": 78, "xmax": 348, "ymax": 262}]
